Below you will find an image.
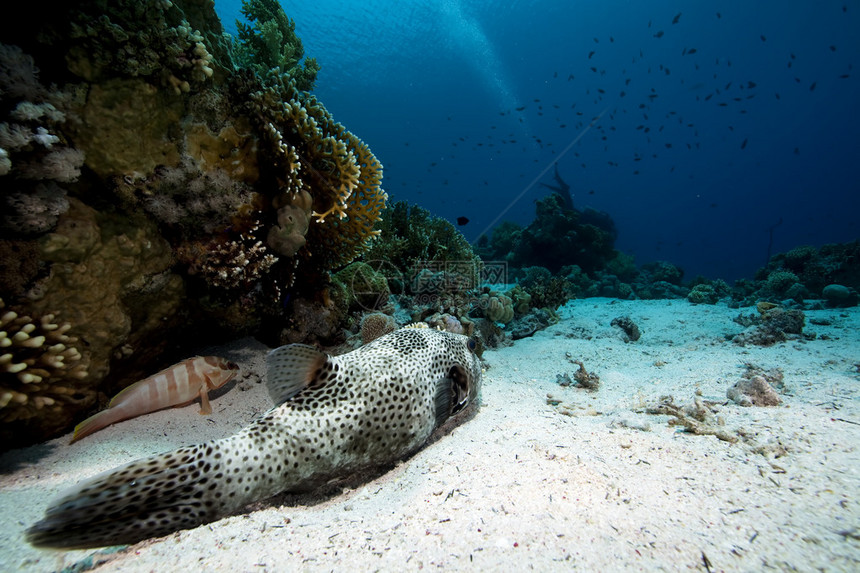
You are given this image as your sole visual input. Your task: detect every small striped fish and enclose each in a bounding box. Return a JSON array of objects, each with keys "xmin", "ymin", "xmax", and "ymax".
[{"xmin": 70, "ymin": 356, "xmax": 239, "ymax": 443}]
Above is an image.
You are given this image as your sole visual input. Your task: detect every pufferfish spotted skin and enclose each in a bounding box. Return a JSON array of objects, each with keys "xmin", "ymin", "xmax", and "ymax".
[{"xmin": 26, "ymin": 327, "xmax": 482, "ymax": 549}]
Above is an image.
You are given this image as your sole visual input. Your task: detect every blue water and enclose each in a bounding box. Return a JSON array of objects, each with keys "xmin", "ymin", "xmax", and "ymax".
[{"xmin": 216, "ymin": 0, "xmax": 860, "ymax": 281}]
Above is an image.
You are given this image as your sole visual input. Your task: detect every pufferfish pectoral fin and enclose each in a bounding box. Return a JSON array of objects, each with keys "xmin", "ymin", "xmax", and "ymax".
[
  {"xmin": 434, "ymin": 377, "xmax": 456, "ymax": 428},
  {"xmin": 434, "ymin": 364, "xmax": 472, "ymax": 428},
  {"xmin": 265, "ymin": 344, "xmax": 328, "ymax": 405}
]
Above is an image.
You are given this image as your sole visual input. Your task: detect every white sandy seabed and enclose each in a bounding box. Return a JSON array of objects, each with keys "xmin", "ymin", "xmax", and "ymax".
[{"xmin": 1, "ymin": 298, "xmax": 858, "ymax": 572}]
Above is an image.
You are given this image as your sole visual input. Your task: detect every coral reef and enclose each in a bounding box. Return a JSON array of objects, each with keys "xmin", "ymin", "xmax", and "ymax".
[
  {"xmin": 0, "ymin": 0, "xmax": 389, "ymax": 447},
  {"xmin": 761, "ymin": 307, "xmax": 805, "ymax": 334},
  {"xmin": 234, "ymin": 0, "xmax": 320, "ymax": 90},
  {"xmin": 252, "ymin": 80, "xmax": 387, "ymax": 276},
  {"xmin": 332, "ymin": 261, "xmax": 391, "ymax": 312},
  {"xmin": 479, "ymin": 193, "xmax": 618, "ymax": 275},
  {"xmin": 822, "ymin": 283, "xmax": 858, "ymax": 307},
  {"xmin": 178, "ymin": 220, "xmax": 277, "ymax": 291},
  {"xmin": 16, "ymin": 0, "xmax": 221, "ymax": 89},
  {"xmin": 359, "ymin": 312, "xmax": 397, "ymax": 345},
  {"xmin": 279, "ymin": 295, "xmax": 344, "ymax": 346},
  {"xmin": 424, "ymin": 312, "xmax": 469, "ymax": 336},
  {"xmin": 75, "ymin": 78, "xmax": 186, "ymax": 178},
  {"xmin": 731, "ymin": 306, "xmax": 805, "ymax": 346},
  {"xmin": 508, "ymin": 309, "xmax": 557, "ymax": 340},
  {"xmin": 518, "ymin": 266, "xmax": 575, "ymax": 311},
  {"xmin": 764, "ymin": 270, "xmax": 800, "ymax": 298},
  {"xmin": 364, "ymin": 201, "xmax": 483, "ymax": 289},
  {"xmin": 477, "ymin": 291, "xmax": 514, "ymax": 325},
  {"xmin": 0, "ymin": 298, "xmax": 91, "ymax": 446},
  {"xmin": 641, "ymin": 260, "xmax": 684, "ymax": 285},
  {"xmin": 687, "ymin": 283, "xmax": 719, "ymax": 304},
  {"xmin": 0, "ymin": 44, "xmax": 83, "ymax": 238},
  {"xmin": 506, "ymin": 284, "xmax": 532, "ymax": 315},
  {"xmin": 743, "ymin": 241, "xmax": 860, "ymax": 305}
]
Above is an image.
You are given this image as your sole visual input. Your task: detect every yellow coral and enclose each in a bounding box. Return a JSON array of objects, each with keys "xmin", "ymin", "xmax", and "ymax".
[
  {"xmin": 0, "ymin": 298, "xmax": 89, "ymax": 423},
  {"xmin": 186, "ymin": 121, "xmax": 259, "ymax": 183},
  {"xmin": 254, "ymin": 81, "xmax": 387, "ymax": 270}
]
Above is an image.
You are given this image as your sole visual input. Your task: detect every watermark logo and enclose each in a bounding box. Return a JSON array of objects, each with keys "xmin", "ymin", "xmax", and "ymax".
[{"xmin": 348, "ymin": 259, "xmax": 507, "ymax": 311}]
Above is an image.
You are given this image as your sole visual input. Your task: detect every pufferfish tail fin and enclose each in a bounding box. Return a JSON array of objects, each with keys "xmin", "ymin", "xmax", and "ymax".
[
  {"xmin": 265, "ymin": 344, "xmax": 328, "ymax": 405},
  {"xmin": 26, "ymin": 442, "xmax": 219, "ymax": 549}
]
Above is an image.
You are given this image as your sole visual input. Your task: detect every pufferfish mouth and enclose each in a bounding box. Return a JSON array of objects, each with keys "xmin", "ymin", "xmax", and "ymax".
[{"xmin": 448, "ymin": 364, "xmax": 471, "ymax": 414}]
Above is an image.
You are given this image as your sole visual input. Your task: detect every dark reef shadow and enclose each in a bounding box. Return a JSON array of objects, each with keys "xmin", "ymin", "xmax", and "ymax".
[{"xmin": 0, "ymin": 441, "xmax": 59, "ymax": 474}]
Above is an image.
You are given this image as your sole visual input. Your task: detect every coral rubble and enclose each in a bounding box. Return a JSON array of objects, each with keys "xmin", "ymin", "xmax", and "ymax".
[{"xmin": 727, "ymin": 364, "xmax": 783, "ymax": 407}]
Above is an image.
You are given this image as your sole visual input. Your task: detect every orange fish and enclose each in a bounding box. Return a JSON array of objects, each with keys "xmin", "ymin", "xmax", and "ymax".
[{"xmin": 71, "ymin": 356, "xmax": 239, "ymax": 443}]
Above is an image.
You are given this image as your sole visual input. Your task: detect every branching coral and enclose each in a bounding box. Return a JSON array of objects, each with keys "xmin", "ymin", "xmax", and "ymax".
[
  {"xmin": 0, "ymin": 298, "xmax": 89, "ymax": 424},
  {"xmin": 179, "ymin": 219, "xmax": 278, "ymax": 291},
  {"xmin": 253, "ymin": 79, "xmax": 387, "ymax": 272},
  {"xmin": 234, "ymin": 0, "xmax": 320, "ymax": 91}
]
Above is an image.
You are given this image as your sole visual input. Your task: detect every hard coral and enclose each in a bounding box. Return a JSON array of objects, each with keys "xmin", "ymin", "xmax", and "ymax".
[
  {"xmin": 253, "ymin": 80, "xmax": 387, "ymax": 272},
  {"xmin": 479, "ymin": 292, "xmax": 514, "ymax": 325},
  {"xmin": 360, "ymin": 312, "xmax": 396, "ymax": 345},
  {"xmin": 179, "ymin": 220, "xmax": 278, "ymax": 291},
  {"xmin": 0, "ymin": 298, "xmax": 90, "ymax": 426},
  {"xmin": 765, "ymin": 270, "xmax": 799, "ymax": 296},
  {"xmin": 687, "ymin": 283, "xmax": 719, "ymax": 305},
  {"xmin": 59, "ymin": 0, "xmax": 218, "ymax": 89},
  {"xmin": 234, "ymin": 0, "xmax": 320, "ymax": 91},
  {"xmin": 519, "ymin": 266, "xmax": 574, "ymax": 311},
  {"xmin": 506, "ymin": 193, "xmax": 618, "ymax": 274},
  {"xmin": 333, "ymin": 261, "xmax": 391, "ymax": 312},
  {"xmin": 366, "ymin": 201, "xmax": 483, "ymax": 289}
]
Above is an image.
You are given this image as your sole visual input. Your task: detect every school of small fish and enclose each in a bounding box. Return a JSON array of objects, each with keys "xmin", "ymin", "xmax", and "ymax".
[{"xmin": 423, "ymin": 8, "xmax": 855, "ymax": 231}]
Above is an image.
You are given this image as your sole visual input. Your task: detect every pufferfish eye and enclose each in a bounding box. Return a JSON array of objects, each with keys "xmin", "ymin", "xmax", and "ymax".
[{"xmin": 467, "ymin": 338, "xmax": 477, "ymax": 352}]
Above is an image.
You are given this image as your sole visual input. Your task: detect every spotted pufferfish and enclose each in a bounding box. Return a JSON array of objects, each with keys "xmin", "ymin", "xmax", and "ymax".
[{"xmin": 27, "ymin": 326, "xmax": 482, "ymax": 549}]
